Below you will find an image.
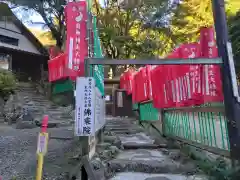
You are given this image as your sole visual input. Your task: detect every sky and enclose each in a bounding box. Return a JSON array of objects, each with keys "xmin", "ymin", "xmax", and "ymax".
[
  {"xmin": 14, "ymin": 0, "xmax": 175, "ymax": 30},
  {"xmin": 16, "ymin": 0, "xmax": 105, "ymax": 30}
]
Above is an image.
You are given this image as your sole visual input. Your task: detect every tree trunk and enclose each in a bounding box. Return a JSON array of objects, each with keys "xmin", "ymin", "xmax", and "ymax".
[
  {"xmin": 110, "ymin": 65, "xmax": 117, "ymax": 77},
  {"xmin": 56, "ymin": 38, "xmax": 63, "ymax": 49}
]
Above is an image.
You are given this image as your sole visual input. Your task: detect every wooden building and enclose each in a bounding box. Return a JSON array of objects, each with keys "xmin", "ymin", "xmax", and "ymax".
[{"xmin": 0, "ymin": 3, "xmax": 48, "ymax": 81}]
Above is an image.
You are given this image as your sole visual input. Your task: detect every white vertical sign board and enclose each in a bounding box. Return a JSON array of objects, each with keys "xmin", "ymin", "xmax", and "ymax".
[
  {"xmin": 75, "ymin": 77, "xmax": 95, "ymax": 136},
  {"xmin": 117, "ymin": 91, "xmax": 123, "ymax": 107},
  {"xmin": 94, "ymin": 87, "xmax": 106, "ymax": 132}
]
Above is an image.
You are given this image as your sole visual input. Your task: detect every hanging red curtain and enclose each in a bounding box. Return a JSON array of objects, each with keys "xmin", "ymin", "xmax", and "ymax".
[
  {"xmin": 167, "ymin": 47, "xmax": 181, "ymax": 107},
  {"xmin": 151, "ymin": 65, "xmax": 167, "ymax": 108},
  {"xmin": 132, "ymin": 72, "xmax": 138, "ymax": 103},
  {"xmin": 180, "ymin": 43, "xmax": 203, "ymax": 106},
  {"xmin": 124, "ymin": 69, "xmax": 136, "ymax": 95},
  {"xmin": 200, "ymin": 27, "xmax": 223, "ymax": 103},
  {"xmin": 48, "ymin": 53, "xmax": 67, "ymax": 82},
  {"xmin": 138, "ymin": 67, "xmax": 149, "ymax": 102},
  {"xmin": 120, "ymin": 73, "xmax": 126, "ymax": 90},
  {"xmin": 146, "ymin": 65, "xmax": 155, "ymax": 100},
  {"xmin": 65, "ymin": 1, "xmax": 88, "ymax": 78}
]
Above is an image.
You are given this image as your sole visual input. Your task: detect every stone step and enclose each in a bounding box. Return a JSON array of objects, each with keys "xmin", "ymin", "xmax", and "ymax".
[
  {"xmin": 105, "ymin": 126, "xmax": 141, "ymax": 130},
  {"xmin": 32, "ymin": 99, "xmax": 50, "ymax": 102},
  {"xmin": 105, "ymin": 122, "xmax": 135, "ymax": 125},
  {"xmin": 105, "ymin": 124, "xmax": 135, "ymax": 127},
  {"xmin": 108, "ymin": 149, "xmax": 197, "ymax": 174},
  {"xmin": 36, "ymin": 105, "xmax": 54, "ymax": 109},
  {"xmin": 27, "ymin": 96, "xmax": 49, "ymax": 99},
  {"xmin": 106, "ymin": 120, "xmax": 134, "ymax": 123},
  {"xmin": 111, "ymin": 130, "xmax": 143, "ymax": 135},
  {"xmin": 106, "ymin": 119, "xmax": 135, "ymax": 122},
  {"xmin": 17, "ymin": 86, "xmax": 35, "ymax": 90},
  {"xmin": 35, "ymin": 119, "xmax": 73, "ymax": 128},
  {"xmin": 110, "ymin": 172, "xmax": 206, "ymax": 180},
  {"xmin": 30, "ymin": 102, "xmax": 52, "ymax": 105},
  {"xmin": 106, "ymin": 119, "xmax": 134, "ymax": 121},
  {"xmin": 105, "ymin": 127, "xmax": 141, "ymax": 131},
  {"xmin": 48, "ymin": 127, "xmax": 74, "ymax": 140},
  {"xmin": 14, "ymin": 83, "xmax": 76, "ymax": 129},
  {"xmin": 48, "ymin": 111, "xmax": 64, "ymax": 115},
  {"xmin": 31, "ymin": 101, "xmax": 51, "ymax": 104},
  {"xmin": 16, "ymin": 88, "xmax": 35, "ymax": 90},
  {"xmin": 16, "ymin": 91, "xmax": 36, "ymax": 94},
  {"xmin": 106, "ymin": 122, "xmax": 135, "ymax": 126},
  {"xmin": 105, "ymin": 122, "xmax": 137, "ymax": 126},
  {"xmin": 98, "ymin": 116, "xmax": 205, "ymax": 180},
  {"xmin": 123, "ymin": 143, "xmax": 160, "ymax": 149},
  {"xmin": 118, "ymin": 133, "xmax": 155, "ymax": 146},
  {"xmin": 48, "ymin": 107, "xmax": 64, "ymax": 110},
  {"xmin": 104, "ymin": 127, "xmax": 143, "ymax": 133},
  {"xmin": 61, "ymin": 114, "xmax": 73, "ymax": 118},
  {"xmin": 0, "ymin": 118, "xmax": 5, "ymax": 123},
  {"xmin": 35, "ymin": 114, "xmax": 72, "ymax": 120}
]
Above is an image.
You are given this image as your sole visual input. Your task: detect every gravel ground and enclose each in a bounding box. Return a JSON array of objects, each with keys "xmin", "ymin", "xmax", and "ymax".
[{"xmin": 0, "ymin": 124, "xmax": 79, "ymax": 180}]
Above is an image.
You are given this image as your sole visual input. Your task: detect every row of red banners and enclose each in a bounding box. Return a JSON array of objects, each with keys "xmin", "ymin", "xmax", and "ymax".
[
  {"xmin": 48, "ymin": 53, "xmax": 66, "ymax": 81},
  {"xmin": 48, "ymin": 1, "xmax": 88, "ymax": 82},
  {"xmin": 120, "ymin": 27, "xmax": 224, "ymax": 108}
]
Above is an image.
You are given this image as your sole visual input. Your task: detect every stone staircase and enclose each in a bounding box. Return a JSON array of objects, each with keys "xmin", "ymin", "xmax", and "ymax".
[
  {"xmin": 4, "ymin": 82, "xmax": 73, "ymax": 128},
  {"xmin": 96, "ymin": 117, "xmax": 208, "ymax": 180}
]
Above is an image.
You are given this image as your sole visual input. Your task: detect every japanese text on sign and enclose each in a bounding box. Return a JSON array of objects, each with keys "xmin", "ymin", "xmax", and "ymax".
[
  {"xmin": 72, "ymin": 4, "xmax": 83, "ymax": 71},
  {"xmin": 37, "ymin": 133, "xmax": 48, "ymax": 155},
  {"xmin": 65, "ymin": 1, "xmax": 87, "ymax": 75},
  {"xmin": 75, "ymin": 77, "xmax": 95, "ymax": 136}
]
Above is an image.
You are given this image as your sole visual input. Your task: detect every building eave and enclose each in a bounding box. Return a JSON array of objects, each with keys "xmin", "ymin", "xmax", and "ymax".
[
  {"xmin": 0, "ymin": 46, "xmax": 48, "ymax": 58},
  {"xmin": 0, "ymin": 2, "xmax": 49, "ymax": 56}
]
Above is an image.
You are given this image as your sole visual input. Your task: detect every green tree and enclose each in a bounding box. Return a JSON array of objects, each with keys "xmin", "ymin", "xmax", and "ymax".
[
  {"xmin": 9, "ymin": 0, "xmax": 66, "ymax": 47},
  {"xmin": 225, "ymin": 0, "xmax": 240, "ymax": 16},
  {"xmin": 228, "ymin": 10, "xmax": 240, "ymax": 71},
  {"xmin": 170, "ymin": 0, "xmax": 214, "ymax": 44},
  {"xmin": 169, "ymin": 0, "xmax": 240, "ymax": 44},
  {"xmin": 93, "ymin": 0, "xmax": 172, "ymax": 75},
  {"xmin": 169, "ymin": 0, "xmax": 240, "ymax": 71},
  {"xmin": 0, "ymin": 69, "xmax": 16, "ymax": 100},
  {"xmin": 30, "ymin": 28, "xmax": 56, "ymax": 46}
]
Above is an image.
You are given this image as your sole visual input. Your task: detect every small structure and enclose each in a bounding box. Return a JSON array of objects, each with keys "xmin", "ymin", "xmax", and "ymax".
[{"xmin": 0, "ymin": 3, "xmax": 48, "ymax": 81}]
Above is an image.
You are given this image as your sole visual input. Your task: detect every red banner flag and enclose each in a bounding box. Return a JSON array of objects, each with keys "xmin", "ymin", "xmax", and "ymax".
[
  {"xmin": 120, "ymin": 73, "xmax": 126, "ymax": 90},
  {"xmin": 180, "ymin": 43, "xmax": 203, "ymax": 106},
  {"xmin": 133, "ymin": 71, "xmax": 142, "ymax": 103},
  {"xmin": 125, "ymin": 69, "xmax": 136, "ymax": 95},
  {"xmin": 146, "ymin": 65, "xmax": 154, "ymax": 100},
  {"xmin": 137, "ymin": 67, "xmax": 148, "ymax": 102},
  {"xmin": 200, "ymin": 27, "xmax": 223, "ymax": 103},
  {"xmin": 48, "ymin": 53, "xmax": 67, "ymax": 82},
  {"xmin": 132, "ymin": 72, "xmax": 137, "ymax": 103},
  {"xmin": 167, "ymin": 47, "xmax": 181, "ymax": 107},
  {"xmin": 65, "ymin": 1, "xmax": 88, "ymax": 78},
  {"xmin": 151, "ymin": 65, "xmax": 166, "ymax": 108}
]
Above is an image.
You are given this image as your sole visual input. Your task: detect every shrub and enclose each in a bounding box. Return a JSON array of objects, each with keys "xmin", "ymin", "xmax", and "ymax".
[{"xmin": 0, "ymin": 69, "xmax": 17, "ymax": 100}]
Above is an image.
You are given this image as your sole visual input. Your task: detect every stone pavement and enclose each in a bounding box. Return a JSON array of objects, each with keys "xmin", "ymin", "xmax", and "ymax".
[{"xmin": 89, "ymin": 116, "xmax": 208, "ymax": 180}]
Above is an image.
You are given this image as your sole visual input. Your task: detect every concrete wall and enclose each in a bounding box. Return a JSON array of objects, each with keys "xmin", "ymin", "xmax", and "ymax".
[{"xmin": 0, "ymin": 21, "xmax": 41, "ymax": 55}]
